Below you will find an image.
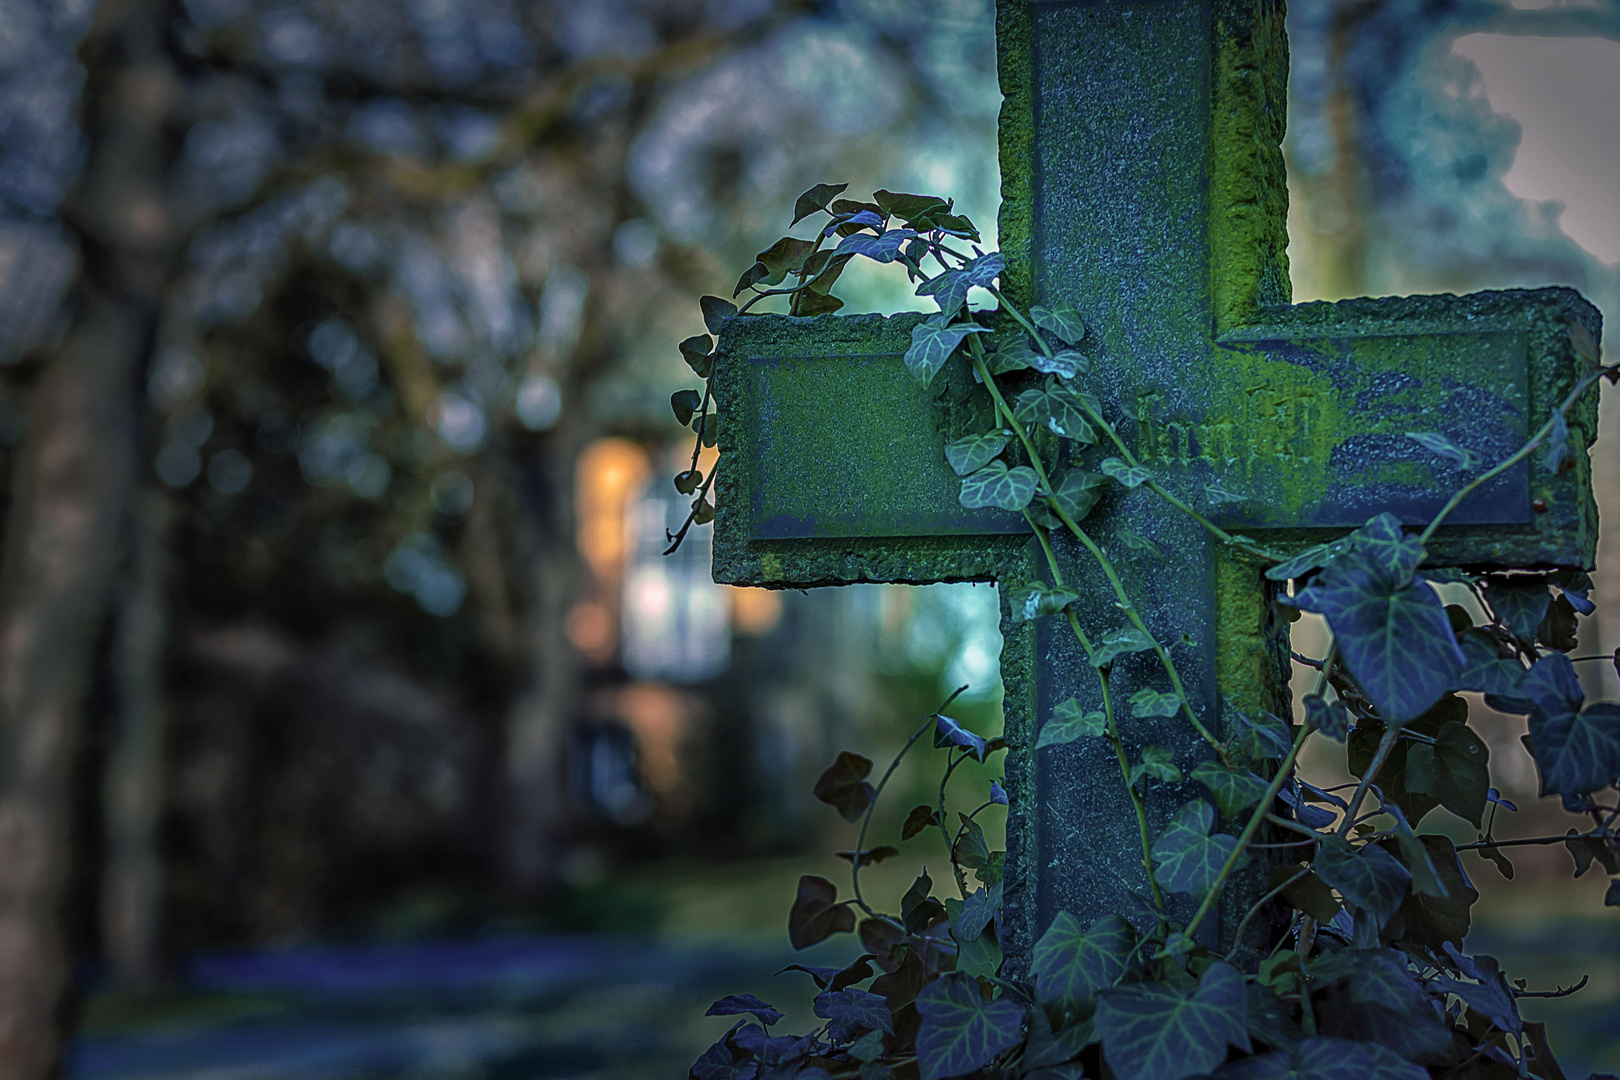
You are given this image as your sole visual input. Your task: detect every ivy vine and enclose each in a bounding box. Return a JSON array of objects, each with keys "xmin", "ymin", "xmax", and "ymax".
[{"xmin": 677, "ymin": 185, "xmax": 1620, "ymax": 1080}]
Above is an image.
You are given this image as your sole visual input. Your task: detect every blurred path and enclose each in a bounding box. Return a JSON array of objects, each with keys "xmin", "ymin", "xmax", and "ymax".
[{"xmin": 69, "ymin": 934, "xmax": 845, "ymax": 1080}]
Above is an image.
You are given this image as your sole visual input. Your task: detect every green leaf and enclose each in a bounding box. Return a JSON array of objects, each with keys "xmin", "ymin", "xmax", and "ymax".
[
  {"xmin": 1101, "ymin": 457, "xmax": 1150, "ymax": 488},
  {"xmin": 1129, "ymin": 688, "xmax": 1182, "ymax": 719},
  {"xmin": 1528, "ymin": 698, "xmax": 1620, "ymax": 797},
  {"xmin": 1037, "ymin": 698, "xmax": 1107, "ymax": 747},
  {"xmin": 733, "ymin": 260, "xmax": 768, "ymax": 297},
  {"xmin": 1008, "ymin": 581, "xmax": 1081, "ymax": 624},
  {"xmin": 1313, "ymin": 837, "xmax": 1411, "ymax": 928},
  {"xmin": 1564, "ymin": 828, "xmax": 1619, "ymax": 877},
  {"xmin": 1048, "ymin": 469, "xmax": 1109, "ymax": 524},
  {"xmin": 1131, "ymin": 745, "xmax": 1183, "ymax": 787},
  {"xmin": 953, "ymin": 812, "xmax": 991, "ymax": 868},
  {"xmin": 951, "ymin": 882, "xmax": 1003, "ymax": 943},
  {"xmin": 1303, "ymin": 694, "xmax": 1349, "ymax": 741},
  {"xmin": 961, "ymin": 251, "xmax": 1005, "ymax": 287},
  {"xmin": 975, "ymin": 850, "xmax": 1006, "ymax": 887},
  {"xmin": 1014, "ymin": 386, "xmax": 1095, "ymax": 441},
  {"xmin": 1537, "ymin": 591, "xmax": 1580, "ymax": 651},
  {"xmin": 1030, "ymin": 347, "xmax": 1089, "ymax": 379},
  {"xmin": 791, "ymin": 182, "xmax": 849, "ymax": 225},
  {"xmin": 1545, "ymin": 410, "xmax": 1573, "ymax": 471},
  {"xmin": 1405, "ymin": 430, "xmax": 1479, "ymax": 472},
  {"xmin": 1482, "ymin": 578, "xmax": 1551, "ymax": 646},
  {"xmin": 1151, "ymin": 800, "xmax": 1240, "ymax": 897},
  {"xmin": 835, "ymin": 846, "xmax": 900, "ymax": 868},
  {"xmin": 959, "ymin": 460, "xmax": 1037, "ymax": 511},
  {"xmin": 873, "ymin": 189, "xmax": 951, "ymax": 226},
  {"xmin": 1292, "ymin": 545, "xmax": 1464, "ymax": 725},
  {"xmin": 944, "ymin": 432, "xmax": 1008, "ymax": 476},
  {"xmin": 1032, "ymin": 912, "xmax": 1136, "ymax": 1016},
  {"xmin": 954, "ymin": 922, "xmax": 1002, "ymax": 980},
  {"xmin": 835, "ymin": 228, "xmax": 915, "ymax": 264},
  {"xmin": 699, "ymin": 296, "xmax": 736, "ymax": 335},
  {"xmin": 914, "ymin": 974, "xmax": 1023, "ymax": 1080},
  {"xmin": 671, "ymin": 388, "xmax": 701, "ymax": 426},
  {"xmin": 901, "ymin": 871, "xmax": 946, "ymax": 935},
  {"xmin": 904, "ymin": 315, "xmax": 990, "ymax": 387},
  {"xmin": 1092, "ymin": 626, "xmax": 1158, "ymax": 668},
  {"xmin": 1229, "ymin": 710, "xmax": 1293, "ymax": 761},
  {"xmin": 1204, "ymin": 481, "xmax": 1246, "ymax": 506},
  {"xmin": 1215, "ymin": 1037, "xmax": 1427, "ymax": 1080},
  {"xmin": 673, "ymin": 469, "xmax": 702, "ymax": 495},
  {"xmin": 800, "ymin": 248, "xmax": 855, "ymax": 294},
  {"xmin": 1267, "ymin": 864, "xmax": 1340, "ymax": 923},
  {"xmin": 815, "ymin": 987, "xmax": 893, "ymax": 1043},
  {"xmin": 707, "ymin": 993, "xmax": 784, "ymax": 1026},
  {"xmin": 812, "ymin": 750, "xmax": 875, "ymax": 822},
  {"xmin": 1192, "ymin": 761, "xmax": 1270, "ymax": 816},
  {"xmin": 1095, "ymin": 960, "xmax": 1249, "ymax": 1080},
  {"xmin": 1031, "ymin": 301, "xmax": 1087, "ymax": 345},
  {"xmin": 788, "ymin": 875, "xmax": 855, "ymax": 949},
  {"xmin": 1405, "ymin": 721, "xmax": 1490, "ymax": 826},
  {"xmin": 916, "ymin": 269, "xmax": 973, "ymax": 320},
  {"xmin": 754, "ymin": 236, "xmax": 816, "ymax": 284},
  {"xmin": 902, "ymin": 804, "xmax": 941, "ymax": 841},
  {"xmin": 1264, "ymin": 536, "xmax": 1355, "ymax": 582},
  {"xmin": 680, "ymin": 334, "xmax": 714, "ymax": 378},
  {"xmin": 792, "ymin": 289, "xmax": 844, "ymax": 316},
  {"xmin": 933, "ymin": 713, "xmax": 988, "ymax": 762},
  {"xmin": 1117, "ymin": 527, "xmax": 1163, "ymax": 559}
]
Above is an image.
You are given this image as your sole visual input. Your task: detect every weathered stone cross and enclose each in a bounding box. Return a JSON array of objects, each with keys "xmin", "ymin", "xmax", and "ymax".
[{"xmin": 712, "ymin": 0, "xmax": 1599, "ymax": 969}]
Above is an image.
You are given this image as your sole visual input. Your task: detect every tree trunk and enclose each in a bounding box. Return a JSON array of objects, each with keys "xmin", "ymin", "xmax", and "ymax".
[
  {"xmin": 0, "ymin": 0, "xmax": 175, "ymax": 1071},
  {"xmin": 101, "ymin": 490, "xmax": 171, "ymax": 990}
]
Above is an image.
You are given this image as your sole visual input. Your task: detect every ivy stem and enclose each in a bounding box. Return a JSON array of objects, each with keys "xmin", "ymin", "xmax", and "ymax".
[
  {"xmin": 1338, "ymin": 725, "xmax": 1400, "ymax": 839},
  {"xmin": 1225, "ymin": 867, "xmax": 1308, "ymax": 962},
  {"xmin": 971, "ymin": 348, "xmax": 1224, "ymax": 758},
  {"xmin": 850, "ymin": 704, "xmax": 958, "ymax": 931},
  {"xmin": 938, "ymin": 748, "xmax": 971, "ymax": 899},
  {"xmin": 1419, "ymin": 360, "xmax": 1618, "ymax": 545},
  {"xmin": 1184, "ymin": 720, "xmax": 1312, "ymax": 941},
  {"xmin": 983, "ymin": 284, "xmax": 1281, "ymax": 563},
  {"xmin": 1026, "ymin": 512, "xmax": 1167, "ymax": 924}
]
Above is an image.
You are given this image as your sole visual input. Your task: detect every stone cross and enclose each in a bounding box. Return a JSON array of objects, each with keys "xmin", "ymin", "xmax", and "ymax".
[{"xmin": 710, "ymin": 0, "xmax": 1600, "ymax": 969}]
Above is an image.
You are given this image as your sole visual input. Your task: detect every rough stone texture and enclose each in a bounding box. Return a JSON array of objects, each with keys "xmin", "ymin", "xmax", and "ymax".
[{"xmin": 710, "ymin": 0, "xmax": 1602, "ymax": 978}]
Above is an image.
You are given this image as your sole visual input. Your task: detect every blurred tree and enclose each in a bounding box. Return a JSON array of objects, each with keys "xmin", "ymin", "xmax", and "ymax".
[{"xmin": 0, "ymin": 0, "xmax": 999, "ymax": 1073}]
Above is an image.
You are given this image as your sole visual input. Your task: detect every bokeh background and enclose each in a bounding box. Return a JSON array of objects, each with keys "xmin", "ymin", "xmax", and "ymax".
[{"xmin": 0, "ymin": 0, "xmax": 1616, "ymax": 1077}]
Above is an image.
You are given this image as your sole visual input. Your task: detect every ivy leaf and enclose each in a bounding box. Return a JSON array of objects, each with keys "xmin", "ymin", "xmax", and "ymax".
[
  {"xmin": 905, "ymin": 316, "xmax": 990, "ymax": 387},
  {"xmin": 1092, "ymin": 626, "xmax": 1158, "ymax": 668},
  {"xmin": 1096, "ymin": 960, "xmax": 1249, "ymax": 1080},
  {"xmin": 1292, "ymin": 546, "xmax": 1463, "ymax": 725},
  {"xmin": 1264, "ymin": 537, "xmax": 1355, "ymax": 582},
  {"xmin": 1313, "ymin": 838, "xmax": 1411, "ymax": 928},
  {"xmin": 707, "ymin": 994, "xmax": 784, "ymax": 1026},
  {"xmin": 1032, "ymin": 912, "xmax": 1136, "ymax": 1016},
  {"xmin": 1204, "ymin": 482, "xmax": 1247, "ymax": 506},
  {"xmin": 835, "ymin": 846, "xmax": 901, "ymax": 868},
  {"xmin": 958, "ymin": 460, "xmax": 1038, "ymax": 511},
  {"xmin": 791, "ymin": 182, "xmax": 850, "ymax": 225},
  {"xmin": 690, "ymin": 1030, "xmax": 753, "ymax": 1080},
  {"xmin": 1129, "ymin": 688, "xmax": 1183, "ymax": 719},
  {"xmin": 1391, "ymin": 835, "xmax": 1476, "ymax": 958},
  {"xmin": 1037, "ymin": 698, "xmax": 1107, "ymax": 747},
  {"xmin": 989, "ymin": 781, "xmax": 1009, "ymax": 806},
  {"xmin": 916, "ymin": 269, "xmax": 973, "ymax": 320},
  {"xmin": 1405, "ymin": 721, "xmax": 1490, "ymax": 827},
  {"xmin": 953, "ymin": 812, "xmax": 991, "ymax": 868},
  {"xmin": 1130, "ymin": 746, "xmax": 1183, "ymax": 787},
  {"xmin": 671, "ymin": 388, "xmax": 702, "ymax": 426},
  {"xmin": 733, "ymin": 260, "xmax": 768, "ymax": 297},
  {"xmin": 1405, "ymin": 430, "xmax": 1478, "ymax": 472},
  {"xmin": 1537, "ymin": 592, "xmax": 1580, "ymax": 652},
  {"xmin": 960, "ymin": 251, "xmax": 1005, "ymax": 287},
  {"xmin": 1267, "ymin": 865, "xmax": 1340, "ymax": 923},
  {"xmin": 975, "ymin": 850, "xmax": 1006, "ymax": 887},
  {"xmin": 1303, "ymin": 694, "xmax": 1350, "ymax": 741},
  {"xmin": 1564, "ymin": 828, "xmax": 1619, "ymax": 877},
  {"xmin": 933, "ymin": 714, "xmax": 988, "ymax": 762},
  {"xmin": 1544, "ymin": 411, "xmax": 1573, "ymax": 472},
  {"xmin": 833, "ymin": 228, "xmax": 915, "ymax": 264},
  {"xmin": 1229, "ymin": 710, "xmax": 1293, "ymax": 761},
  {"xmin": 1454, "ymin": 632, "xmax": 1525, "ymax": 698},
  {"xmin": 1383, "ymin": 816, "xmax": 1450, "ymax": 900},
  {"xmin": 699, "ymin": 296, "xmax": 736, "ymax": 335},
  {"xmin": 1118, "ymin": 528, "xmax": 1163, "ymax": 559},
  {"xmin": 788, "ymin": 875, "xmax": 855, "ymax": 949},
  {"xmin": 1151, "ymin": 800, "xmax": 1240, "ymax": 897},
  {"xmin": 680, "ymin": 334, "xmax": 714, "ymax": 378},
  {"xmin": 944, "ymin": 432, "xmax": 1008, "ymax": 476},
  {"xmin": 1049, "ymin": 469, "xmax": 1109, "ymax": 524},
  {"xmin": 1192, "ymin": 762, "xmax": 1270, "ymax": 817},
  {"xmin": 673, "ymin": 469, "xmax": 702, "ymax": 495},
  {"xmin": 755, "ymin": 236, "xmax": 817, "ymax": 285},
  {"xmin": 1100, "ymin": 457, "xmax": 1151, "ymax": 488},
  {"xmin": 1482, "ymin": 578, "xmax": 1550, "ymax": 646},
  {"xmin": 814, "ymin": 987, "xmax": 893, "ymax": 1043},
  {"xmin": 873, "ymin": 189, "xmax": 950, "ymax": 226},
  {"xmin": 1213, "ymin": 1037, "xmax": 1427, "ymax": 1080},
  {"xmin": 901, "ymin": 870, "xmax": 947, "ymax": 935},
  {"xmin": 954, "ymin": 921, "xmax": 1002, "ymax": 980},
  {"xmin": 914, "ymin": 974, "xmax": 1024, "ymax": 1080},
  {"xmin": 986, "ymin": 335, "xmax": 1037, "ymax": 375},
  {"xmin": 792, "ymin": 289, "xmax": 844, "ymax": 317},
  {"xmin": 1008, "ymin": 581, "xmax": 1081, "ymax": 624},
  {"xmin": 1030, "ymin": 347, "xmax": 1090, "ymax": 379},
  {"xmin": 812, "ymin": 751, "xmax": 875, "ymax": 822},
  {"xmin": 902, "ymin": 804, "xmax": 941, "ymax": 841},
  {"xmin": 1527, "ymin": 698, "xmax": 1620, "ymax": 797},
  {"xmin": 952, "ymin": 882, "xmax": 1003, "ymax": 943},
  {"xmin": 1348, "ymin": 512, "xmax": 1425, "ymax": 582},
  {"xmin": 1013, "ymin": 388, "xmax": 1093, "ymax": 442},
  {"xmin": 1031, "ymin": 301, "xmax": 1087, "ymax": 345}
]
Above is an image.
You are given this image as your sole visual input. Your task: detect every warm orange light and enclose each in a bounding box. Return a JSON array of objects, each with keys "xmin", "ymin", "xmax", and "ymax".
[
  {"xmin": 576, "ymin": 437, "xmax": 651, "ymax": 583},
  {"xmin": 729, "ymin": 587, "xmax": 783, "ymax": 635},
  {"xmin": 616, "ymin": 684, "xmax": 687, "ymax": 800},
  {"xmin": 565, "ymin": 600, "xmax": 615, "ymax": 662}
]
